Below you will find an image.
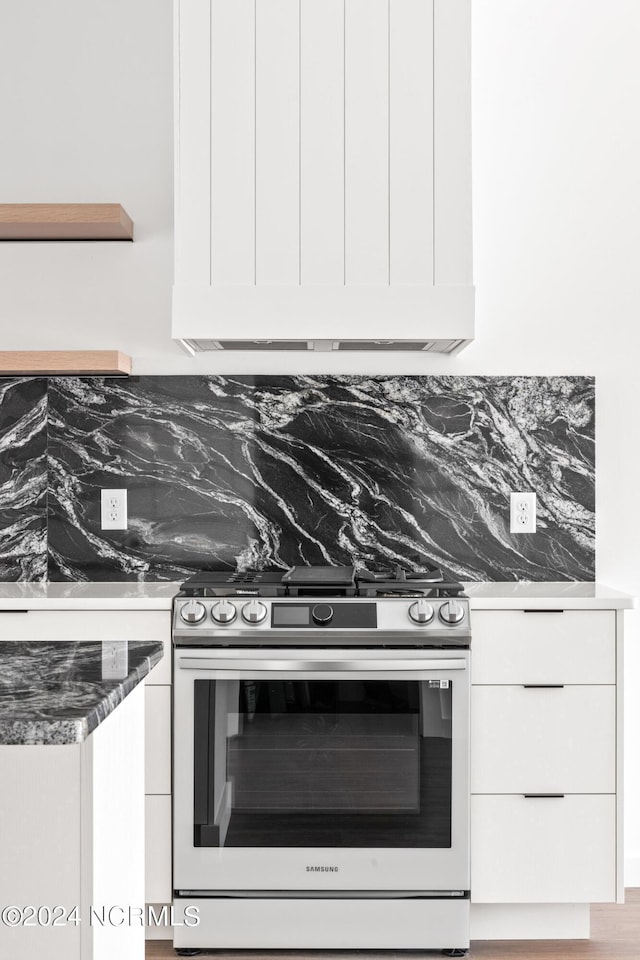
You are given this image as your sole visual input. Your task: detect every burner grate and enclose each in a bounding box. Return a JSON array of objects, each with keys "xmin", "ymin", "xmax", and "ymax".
[
  {"xmin": 179, "ymin": 563, "xmax": 464, "ymax": 599},
  {"xmin": 357, "ymin": 562, "xmax": 444, "ymax": 585}
]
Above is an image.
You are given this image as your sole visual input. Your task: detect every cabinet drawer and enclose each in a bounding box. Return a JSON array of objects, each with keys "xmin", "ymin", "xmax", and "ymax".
[
  {"xmin": 0, "ymin": 611, "xmax": 171, "ymax": 683},
  {"xmin": 146, "ymin": 795, "xmax": 172, "ymax": 904},
  {"xmin": 0, "ymin": 609, "xmax": 168, "ymax": 641},
  {"xmin": 145, "ymin": 686, "xmax": 171, "ymax": 795},
  {"xmin": 472, "ymin": 610, "xmax": 615, "ymax": 684},
  {"xmin": 471, "ymin": 794, "xmax": 616, "ymax": 903},
  {"xmin": 471, "ymin": 685, "xmax": 615, "ymax": 793}
]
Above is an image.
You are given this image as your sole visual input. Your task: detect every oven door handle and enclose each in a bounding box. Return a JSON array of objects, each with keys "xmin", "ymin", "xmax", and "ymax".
[{"xmin": 178, "ymin": 657, "xmax": 467, "ymax": 673}]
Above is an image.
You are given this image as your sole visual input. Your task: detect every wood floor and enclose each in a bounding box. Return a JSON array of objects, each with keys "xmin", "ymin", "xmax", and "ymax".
[{"xmin": 146, "ymin": 889, "xmax": 640, "ymax": 959}]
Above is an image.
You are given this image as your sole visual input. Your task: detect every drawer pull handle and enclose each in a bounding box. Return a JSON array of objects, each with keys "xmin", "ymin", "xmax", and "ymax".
[
  {"xmin": 0, "ymin": 610, "xmax": 29, "ymax": 615},
  {"xmin": 523, "ymin": 794, "xmax": 565, "ymax": 799},
  {"xmin": 523, "ymin": 609, "xmax": 565, "ymax": 613},
  {"xmin": 523, "ymin": 684, "xmax": 565, "ymax": 689}
]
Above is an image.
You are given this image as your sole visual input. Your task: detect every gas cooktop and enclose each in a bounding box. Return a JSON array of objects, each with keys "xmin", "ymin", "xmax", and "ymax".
[
  {"xmin": 174, "ymin": 564, "xmax": 470, "ymax": 646},
  {"xmin": 178, "ymin": 563, "xmax": 466, "ymax": 600}
]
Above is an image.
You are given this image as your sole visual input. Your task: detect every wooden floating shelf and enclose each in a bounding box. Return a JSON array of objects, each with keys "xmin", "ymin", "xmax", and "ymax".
[
  {"xmin": 0, "ymin": 351, "xmax": 132, "ymax": 376},
  {"xmin": 0, "ymin": 204, "xmax": 133, "ymax": 240}
]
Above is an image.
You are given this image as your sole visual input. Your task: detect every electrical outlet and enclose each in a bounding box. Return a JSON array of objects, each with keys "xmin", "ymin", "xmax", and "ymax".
[
  {"xmin": 101, "ymin": 489, "xmax": 128, "ymax": 530},
  {"xmin": 101, "ymin": 640, "xmax": 128, "ymax": 680},
  {"xmin": 510, "ymin": 492, "xmax": 536, "ymax": 533}
]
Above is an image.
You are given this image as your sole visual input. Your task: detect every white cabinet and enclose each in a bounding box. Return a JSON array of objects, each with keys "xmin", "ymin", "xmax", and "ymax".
[
  {"xmin": 472, "ymin": 795, "xmax": 616, "ymax": 904},
  {"xmin": 0, "ymin": 684, "xmax": 146, "ymax": 960},
  {"xmin": 470, "ymin": 608, "xmax": 622, "ymax": 906},
  {"xmin": 471, "ymin": 610, "xmax": 615, "ymax": 684},
  {"xmin": 173, "ymin": 0, "xmax": 473, "ymax": 350},
  {"xmin": 471, "ymin": 684, "xmax": 615, "ymax": 794}
]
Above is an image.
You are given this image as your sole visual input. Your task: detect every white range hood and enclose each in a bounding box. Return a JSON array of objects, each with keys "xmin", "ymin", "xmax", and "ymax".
[{"xmin": 173, "ymin": 0, "xmax": 473, "ymax": 354}]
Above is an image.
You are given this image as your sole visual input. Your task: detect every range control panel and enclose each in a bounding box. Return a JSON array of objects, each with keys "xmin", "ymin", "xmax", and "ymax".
[
  {"xmin": 175, "ymin": 597, "xmax": 469, "ymax": 633},
  {"xmin": 173, "ymin": 596, "xmax": 470, "ymax": 647}
]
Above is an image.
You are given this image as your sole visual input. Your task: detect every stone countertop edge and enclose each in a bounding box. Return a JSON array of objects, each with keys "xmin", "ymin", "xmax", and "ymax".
[
  {"xmin": 0, "ymin": 581, "xmax": 634, "ymax": 610},
  {"xmin": 0, "ymin": 641, "xmax": 163, "ymax": 746}
]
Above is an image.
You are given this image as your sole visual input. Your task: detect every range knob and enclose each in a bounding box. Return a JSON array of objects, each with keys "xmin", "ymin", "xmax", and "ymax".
[
  {"xmin": 180, "ymin": 599, "xmax": 207, "ymax": 625},
  {"xmin": 408, "ymin": 599, "xmax": 434, "ymax": 624},
  {"xmin": 211, "ymin": 599, "xmax": 237, "ymax": 624},
  {"xmin": 439, "ymin": 600, "xmax": 465, "ymax": 625},
  {"xmin": 242, "ymin": 599, "xmax": 268, "ymax": 624},
  {"xmin": 312, "ymin": 603, "xmax": 334, "ymax": 625}
]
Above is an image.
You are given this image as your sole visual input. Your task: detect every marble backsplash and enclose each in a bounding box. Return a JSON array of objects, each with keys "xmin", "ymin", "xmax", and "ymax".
[
  {"xmin": 0, "ymin": 375, "xmax": 594, "ymax": 582},
  {"xmin": 0, "ymin": 378, "xmax": 48, "ymax": 581}
]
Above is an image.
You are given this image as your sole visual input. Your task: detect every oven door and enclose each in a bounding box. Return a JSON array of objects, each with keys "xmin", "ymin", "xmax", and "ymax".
[{"xmin": 173, "ymin": 647, "xmax": 469, "ymax": 893}]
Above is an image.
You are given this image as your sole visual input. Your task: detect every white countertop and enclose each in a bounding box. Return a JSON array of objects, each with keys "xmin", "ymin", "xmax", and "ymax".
[
  {"xmin": 463, "ymin": 581, "xmax": 636, "ymax": 610},
  {"xmin": 0, "ymin": 581, "xmax": 179, "ymax": 610},
  {"xmin": 0, "ymin": 581, "xmax": 634, "ymax": 610}
]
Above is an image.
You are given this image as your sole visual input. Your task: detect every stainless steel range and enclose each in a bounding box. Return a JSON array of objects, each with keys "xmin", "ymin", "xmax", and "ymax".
[{"xmin": 172, "ymin": 565, "xmax": 470, "ymax": 955}]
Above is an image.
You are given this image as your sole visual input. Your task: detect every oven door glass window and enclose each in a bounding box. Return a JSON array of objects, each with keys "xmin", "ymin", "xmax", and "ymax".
[{"xmin": 193, "ymin": 678, "xmax": 452, "ymax": 848}]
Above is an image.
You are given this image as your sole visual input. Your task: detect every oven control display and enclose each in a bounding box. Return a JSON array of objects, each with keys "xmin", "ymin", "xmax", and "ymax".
[
  {"xmin": 271, "ymin": 603, "xmax": 377, "ymax": 628},
  {"xmin": 273, "ymin": 606, "xmax": 311, "ymax": 625}
]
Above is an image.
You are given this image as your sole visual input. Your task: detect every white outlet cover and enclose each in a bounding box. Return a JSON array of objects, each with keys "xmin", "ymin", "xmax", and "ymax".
[
  {"xmin": 510, "ymin": 492, "xmax": 536, "ymax": 533},
  {"xmin": 101, "ymin": 640, "xmax": 129, "ymax": 679},
  {"xmin": 101, "ymin": 489, "xmax": 128, "ymax": 531}
]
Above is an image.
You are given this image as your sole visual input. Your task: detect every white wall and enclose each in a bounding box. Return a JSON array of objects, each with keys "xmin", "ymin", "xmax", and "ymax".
[{"xmin": 1, "ymin": 0, "xmax": 639, "ymax": 873}]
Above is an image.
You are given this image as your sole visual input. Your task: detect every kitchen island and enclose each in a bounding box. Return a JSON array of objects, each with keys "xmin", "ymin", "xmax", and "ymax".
[{"xmin": 0, "ymin": 639, "xmax": 163, "ymax": 959}]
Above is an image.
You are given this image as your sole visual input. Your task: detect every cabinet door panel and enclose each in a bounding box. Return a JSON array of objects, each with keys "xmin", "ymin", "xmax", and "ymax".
[
  {"xmin": 472, "ymin": 610, "xmax": 615, "ymax": 684},
  {"xmin": 471, "ymin": 685, "xmax": 615, "ymax": 794},
  {"xmin": 211, "ymin": 0, "xmax": 255, "ymax": 284},
  {"xmin": 300, "ymin": 0, "xmax": 344, "ymax": 284},
  {"xmin": 175, "ymin": 0, "xmax": 211, "ymax": 285},
  {"xmin": 255, "ymin": 0, "xmax": 300, "ymax": 283},
  {"xmin": 389, "ymin": 0, "xmax": 434, "ymax": 283},
  {"xmin": 145, "ymin": 795, "xmax": 172, "ymax": 904},
  {"xmin": 433, "ymin": 0, "xmax": 472, "ymax": 284},
  {"xmin": 145, "ymin": 685, "xmax": 171, "ymax": 795},
  {"xmin": 345, "ymin": 0, "xmax": 389, "ymax": 283},
  {"xmin": 471, "ymin": 794, "xmax": 616, "ymax": 903}
]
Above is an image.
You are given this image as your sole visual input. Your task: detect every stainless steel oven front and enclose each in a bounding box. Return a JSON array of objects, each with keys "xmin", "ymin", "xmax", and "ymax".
[{"xmin": 172, "ymin": 639, "xmax": 470, "ymax": 951}]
